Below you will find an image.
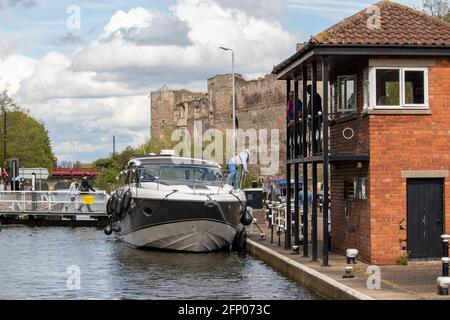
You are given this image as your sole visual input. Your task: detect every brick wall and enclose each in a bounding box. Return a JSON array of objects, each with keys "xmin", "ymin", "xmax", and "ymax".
[
  {"xmin": 369, "ymin": 57, "xmax": 450, "ymax": 264},
  {"xmin": 329, "ymin": 61, "xmax": 371, "ymax": 262},
  {"xmin": 331, "ymin": 162, "xmax": 371, "ymax": 261},
  {"xmin": 329, "ymin": 57, "xmax": 450, "ymax": 265}
]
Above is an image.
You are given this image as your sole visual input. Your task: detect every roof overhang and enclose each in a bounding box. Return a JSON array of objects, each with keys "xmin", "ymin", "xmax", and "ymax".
[{"xmin": 274, "ymin": 44, "xmax": 450, "ymax": 80}]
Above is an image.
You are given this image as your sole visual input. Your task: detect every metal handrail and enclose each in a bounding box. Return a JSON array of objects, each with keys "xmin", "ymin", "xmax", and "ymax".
[{"xmin": 0, "ymin": 190, "xmax": 108, "ymax": 214}]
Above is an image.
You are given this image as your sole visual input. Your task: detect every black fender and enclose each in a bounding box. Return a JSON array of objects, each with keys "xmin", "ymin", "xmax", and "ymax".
[
  {"xmin": 115, "ymin": 196, "xmax": 123, "ymax": 216},
  {"xmin": 104, "ymin": 225, "xmax": 112, "ymax": 236},
  {"xmin": 240, "ymin": 206, "xmax": 253, "ymax": 226},
  {"xmin": 122, "ymin": 189, "xmax": 132, "ymax": 211},
  {"xmin": 232, "ymin": 225, "xmax": 247, "ymax": 251},
  {"xmin": 111, "ymin": 193, "xmax": 118, "ymax": 215},
  {"xmin": 106, "ymin": 196, "xmax": 113, "ymax": 216}
]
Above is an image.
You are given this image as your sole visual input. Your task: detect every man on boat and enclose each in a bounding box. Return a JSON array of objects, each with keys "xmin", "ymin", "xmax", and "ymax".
[
  {"xmin": 226, "ymin": 149, "xmax": 250, "ymax": 189},
  {"xmin": 77, "ymin": 173, "xmax": 96, "ymax": 212}
]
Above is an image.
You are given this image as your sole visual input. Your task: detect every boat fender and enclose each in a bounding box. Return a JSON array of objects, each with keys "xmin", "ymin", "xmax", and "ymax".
[
  {"xmin": 115, "ymin": 196, "xmax": 123, "ymax": 216},
  {"xmin": 122, "ymin": 190, "xmax": 132, "ymax": 211},
  {"xmin": 240, "ymin": 206, "xmax": 253, "ymax": 226},
  {"xmin": 106, "ymin": 197, "xmax": 113, "ymax": 216},
  {"xmin": 232, "ymin": 225, "xmax": 247, "ymax": 251},
  {"xmin": 111, "ymin": 194, "xmax": 118, "ymax": 215},
  {"xmin": 104, "ymin": 225, "xmax": 113, "ymax": 236}
]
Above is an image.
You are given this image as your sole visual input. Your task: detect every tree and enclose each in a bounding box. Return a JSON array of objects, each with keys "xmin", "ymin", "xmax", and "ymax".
[
  {"xmin": 0, "ymin": 89, "xmax": 54, "ymax": 172},
  {"xmin": 0, "ymin": 89, "xmax": 20, "ymax": 112},
  {"xmin": 422, "ymin": 0, "xmax": 450, "ymax": 20}
]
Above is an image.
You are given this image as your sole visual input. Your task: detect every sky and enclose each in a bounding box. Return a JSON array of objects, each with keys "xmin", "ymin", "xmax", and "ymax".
[{"xmin": 0, "ymin": 0, "xmax": 422, "ymax": 163}]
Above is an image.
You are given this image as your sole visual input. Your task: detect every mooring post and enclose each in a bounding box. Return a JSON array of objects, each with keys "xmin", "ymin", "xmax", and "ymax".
[{"xmin": 442, "ymin": 235, "xmax": 450, "ymax": 277}]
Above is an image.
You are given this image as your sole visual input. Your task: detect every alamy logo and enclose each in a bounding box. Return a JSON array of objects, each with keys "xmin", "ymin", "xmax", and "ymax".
[
  {"xmin": 66, "ymin": 265, "xmax": 81, "ymax": 290},
  {"xmin": 367, "ymin": 5, "xmax": 381, "ymax": 30},
  {"xmin": 66, "ymin": 5, "xmax": 81, "ymax": 31},
  {"xmin": 366, "ymin": 265, "xmax": 381, "ymax": 290},
  {"xmin": 171, "ymin": 121, "xmax": 280, "ymax": 176}
]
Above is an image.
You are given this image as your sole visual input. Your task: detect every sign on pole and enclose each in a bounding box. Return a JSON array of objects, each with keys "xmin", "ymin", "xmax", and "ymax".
[{"xmin": 19, "ymin": 168, "xmax": 50, "ymax": 180}]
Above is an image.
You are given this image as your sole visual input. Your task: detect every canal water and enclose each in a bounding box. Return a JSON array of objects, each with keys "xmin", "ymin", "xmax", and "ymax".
[{"xmin": 0, "ymin": 226, "xmax": 318, "ymax": 300}]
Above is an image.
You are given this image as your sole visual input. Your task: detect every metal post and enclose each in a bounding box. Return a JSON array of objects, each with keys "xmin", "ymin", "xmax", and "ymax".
[
  {"xmin": 11, "ymin": 159, "xmax": 16, "ymax": 191},
  {"xmin": 219, "ymin": 47, "xmax": 236, "ymax": 153},
  {"xmin": 31, "ymin": 173, "xmax": 37, "ymax": 211},
  {"xmin": 293, "ymin": 80, "xmax": 300, "ymax": 251},
  {"xmin": 302, "ymin": 65, "xmax": 309, "ymax": 257},
  {"xmin": 311, "ymin": 59, "xmax": 318, "ymax": 261},
  {"xmin": 232, "ymin": 49, "xmax": 236, "ymax": 152},
  {"xmin": 113, "ymin": 136, "xmax": 116, "ymax": 157},
  {"xmin": 285, "ymin": 80, "xmax": 292, "ymax": 249},
  {"xmin": 2, "ymin": 96, "xmax": 6, "ymax": 168},
  {"xmin": 322, "ymin": 56, "xmax": 330, "ymax": 267}
]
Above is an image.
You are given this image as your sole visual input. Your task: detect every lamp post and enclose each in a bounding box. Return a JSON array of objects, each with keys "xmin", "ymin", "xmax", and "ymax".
[
  {"xmin": 219, "ymin": 46, "xmax": 236, "ymax": 152},
  {"xmin": 1, "ymin": 94, "xmax": 6, "ymax": 169}
]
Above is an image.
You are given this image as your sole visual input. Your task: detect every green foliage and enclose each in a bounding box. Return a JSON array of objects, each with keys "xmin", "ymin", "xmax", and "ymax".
[
  {"xmin": 0, "ymin": 90, "xmax": 54, "ymax": 172},
  {"xmin": 396, "ymin": 253, "xmax": 409, "ymax": 266}
]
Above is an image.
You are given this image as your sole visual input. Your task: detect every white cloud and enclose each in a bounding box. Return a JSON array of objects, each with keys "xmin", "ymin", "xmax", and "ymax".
[
  {"xmin": 71, "ymin": 0, "xmax": 296, "ymax": 86},
  {"xmin": 17, "ymin": 51, "xmax": 134, "ymax": 101},
  {"xmin": 5, "ymin": 0, "xmax": 297, "ymax": 162},
  {"xmin": 98, "ymin": 7, "xmax": 192, "ymax": 47},
  {"xmin": 0, "ymin": 54, "xmax": 36, "ymax": 94},
  {"xmin": 217, "ymin": 0, "xmax": 286, "ymax": 18}
]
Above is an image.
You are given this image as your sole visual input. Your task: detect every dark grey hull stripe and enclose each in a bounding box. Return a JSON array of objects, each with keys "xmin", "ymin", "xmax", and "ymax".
[{"xmin": 118, "ymin": 218, "xmax": 238, "ymax": 237}]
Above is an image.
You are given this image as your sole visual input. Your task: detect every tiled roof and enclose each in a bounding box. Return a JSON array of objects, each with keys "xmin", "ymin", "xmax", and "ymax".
[
  {"xmin": 273, "ymin": 1, "xmax": 450, "ymax": 74},
  {"xmin": 312, "ymin": 0, "xmax": 450, "ymax": 46}
]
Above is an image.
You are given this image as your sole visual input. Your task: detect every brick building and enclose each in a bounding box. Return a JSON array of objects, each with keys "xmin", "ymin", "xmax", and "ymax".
[
  {"xmin": 150, "ymin": 74, "xmax": 287, "ymax": 176},
  {"xmin": 273, "ymin": 1, "xmax": 450, "ymax": 264}
]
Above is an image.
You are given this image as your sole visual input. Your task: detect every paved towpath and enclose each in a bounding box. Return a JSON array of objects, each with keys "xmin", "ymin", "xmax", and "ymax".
[{"xmin": 247, "ymin": 218, "xmax": 449, "ymax": 300}]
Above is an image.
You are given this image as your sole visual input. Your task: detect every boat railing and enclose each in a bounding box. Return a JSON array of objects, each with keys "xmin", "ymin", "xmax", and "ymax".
[{"xmin": 0, "ymin": 190, "xmax": 108, "ymax": 215}]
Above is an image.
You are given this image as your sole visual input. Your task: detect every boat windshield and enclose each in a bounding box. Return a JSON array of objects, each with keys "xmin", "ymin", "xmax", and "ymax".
[{"xmin": 138, "ymin": 164, "xmax": 223, "ymax": 184}]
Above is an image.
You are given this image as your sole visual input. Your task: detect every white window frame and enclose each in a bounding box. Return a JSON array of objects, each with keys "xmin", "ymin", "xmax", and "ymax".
[
  {"xmin": 363, "ymin": 68, "xmax": 370, "ymax": 110},
  {"xmin": 369, "ymin": 67, "xmax": 429, "ymax": 109},
  {"xmin": 402, "ymin": 67, "xmax": 429, "ymax": 108},
  {"xmin": 337, "ymin": 75, "xmax": 357, "ymax": 112}
]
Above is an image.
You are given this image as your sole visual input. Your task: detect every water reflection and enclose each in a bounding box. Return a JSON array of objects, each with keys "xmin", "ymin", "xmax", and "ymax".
[{"xmin": 0, "ymin": 226, "xmax": 317, "ymax": 300}]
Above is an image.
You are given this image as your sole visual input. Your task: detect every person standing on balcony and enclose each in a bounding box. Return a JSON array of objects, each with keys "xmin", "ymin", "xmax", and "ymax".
[
  {"xmin": 307, "ymin": 85, "xmax": 323, "ymax": 154},
  {"xmin": 77, "ymin": 173, "xmax": 96, "ymax": 212},
  {"xmin": 226, "ymin": 149, "xmax": 250, "ymax": 189},
  {"xmin": 287, "ymin": 91, "xmax": 303, "ymax": 159}
]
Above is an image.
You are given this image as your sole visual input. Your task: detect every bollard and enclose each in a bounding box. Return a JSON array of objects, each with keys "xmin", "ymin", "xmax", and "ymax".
[
  {"xmin": 346, "ymin": 248, "xmax": 359, "ymax": 264},
  {"xmin": 441, "ymin": 235, "xmax": 450, "ymax": 277},
  {"xmin": 343, "ymin": 266, "xmax": 354, "ymax": 279},
  {"xmin": 442, "ymin": 234, "xmax": 450, "ymax": 256},
  {"xmin": 442, "ymin": 257, "xmax": 450, "ymax": 277},
  {"xmin": 437, "ymin": 277, "xmax": 450, "ymax": 296}
]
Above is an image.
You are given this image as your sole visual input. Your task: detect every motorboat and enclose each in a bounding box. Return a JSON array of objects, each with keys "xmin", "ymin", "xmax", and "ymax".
[{"xmin": 105, "ymin": 152, "xmax": 252, "ymax": 252}]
